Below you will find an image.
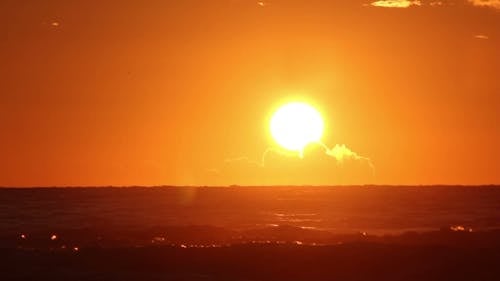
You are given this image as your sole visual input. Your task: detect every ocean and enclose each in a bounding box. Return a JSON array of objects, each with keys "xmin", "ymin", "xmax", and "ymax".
[
  {"xmin": 2, "ymin": 186, "xmax": 500, "ymax": 281},
  {"xmin": 1, "ymin": 186, "xmax": 499, "ymax": 236}
]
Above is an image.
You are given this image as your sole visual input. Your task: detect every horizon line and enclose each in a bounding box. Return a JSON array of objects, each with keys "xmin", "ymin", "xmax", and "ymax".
[{"xmin": 1, "ymin": 184, "xmax": 499, "ymax": 189}]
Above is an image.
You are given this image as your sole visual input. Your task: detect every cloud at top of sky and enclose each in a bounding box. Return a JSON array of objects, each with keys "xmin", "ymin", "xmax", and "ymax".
[
  {"xmin": 467, "ymin": 0, "xmax": 500, "ymax": 9},
  {"xmin": 368, "ymin": 0, "xmax": 500, "ymax": 9},
  {"xmin": 474, "ymin": 34, "xmax": 489, "ymax": 39},
  {"xmin": 369, "ymin": 0, "xmax": 422, "ymax": 8}
]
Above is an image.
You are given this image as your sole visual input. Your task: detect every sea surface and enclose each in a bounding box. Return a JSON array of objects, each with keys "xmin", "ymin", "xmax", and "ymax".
[
  {"xmin": 2, "ymin": 186, "xmax": 500, "ymax": 281},
  {"xmin": 1, "ymin": 186, "xmax": 499, "ymax": 235}
]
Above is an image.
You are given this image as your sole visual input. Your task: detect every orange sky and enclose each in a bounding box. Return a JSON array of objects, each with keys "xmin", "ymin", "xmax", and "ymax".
[{"xmin": 1, "ymin": 0, "xmax": 499, "ymax": 186}]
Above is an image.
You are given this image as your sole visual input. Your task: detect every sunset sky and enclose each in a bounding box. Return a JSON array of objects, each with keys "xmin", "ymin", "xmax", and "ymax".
[{"xmin": 1, "ymin": 0, "xmax": 499, "ymax": 186}]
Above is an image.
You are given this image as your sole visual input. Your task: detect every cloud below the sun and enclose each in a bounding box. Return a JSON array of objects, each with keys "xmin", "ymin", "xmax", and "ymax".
[
  {"xmin": 201, "ymin": 143, "xmax": 375, "ymax": 186},
  {"xmin": 323, "ymin": 144, "xmax": 375, "ymax": 174}
]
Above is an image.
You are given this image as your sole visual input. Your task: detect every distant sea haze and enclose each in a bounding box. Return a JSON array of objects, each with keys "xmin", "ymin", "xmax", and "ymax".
[{"xmin": 1, "ymin": 186, "xmax": 499, "ymax": 235}]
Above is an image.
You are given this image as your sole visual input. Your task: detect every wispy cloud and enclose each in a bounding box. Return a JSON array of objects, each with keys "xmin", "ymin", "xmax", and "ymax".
[
  {"xmin": 320, "ymin": 143, "xmax": 375, "ymax": 175},
  {"xmin": 474, "ymin": 34, "xmax": 489, "ymax": 39},
  {"xmin": 370, "ymin": 0, "xmax": 422, "ymax": 8},
  {"xmin": 257, "ymin": 1, "xmax": 270, "ymax": 7},
  {"xmin": 467, "ymin": 0, "xmax": 500, "ymax": 10},
  {"xmin": 368, "ymin": 0, "xmax": 500, "ymax": 10},
  {"xmin": 206, "ymin": 142, "xmax": 375, "ymax": 186},
  {"xmin": 429, "ymin": 1, "xmax": 444, "ymax": 6},
  {"xmin": 224, "ymin": 156, "xmax": 261, "ymax": 167}
]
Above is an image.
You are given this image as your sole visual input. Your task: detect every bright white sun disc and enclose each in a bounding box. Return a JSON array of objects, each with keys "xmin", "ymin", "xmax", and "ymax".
[{"xmin": 270, "ymin": 102, "xmax": 324, "ymax": 152}]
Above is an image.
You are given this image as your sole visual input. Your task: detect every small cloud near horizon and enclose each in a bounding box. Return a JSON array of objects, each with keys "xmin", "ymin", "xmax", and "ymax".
[{"xmin": 201, "ymin": 144, "xmax": 374, "ymax": 186}]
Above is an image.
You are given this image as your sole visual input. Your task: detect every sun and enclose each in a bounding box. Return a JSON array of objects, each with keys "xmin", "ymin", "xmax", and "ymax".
[{"xmin": 270, "ymin": 102, "xmax": 324, "ymax": 155}]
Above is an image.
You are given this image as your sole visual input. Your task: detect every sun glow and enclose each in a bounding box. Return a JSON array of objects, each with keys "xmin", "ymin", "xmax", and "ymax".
[{"xmin": 270, "ymin": 102, "xmax": 324, "ymax": 156}]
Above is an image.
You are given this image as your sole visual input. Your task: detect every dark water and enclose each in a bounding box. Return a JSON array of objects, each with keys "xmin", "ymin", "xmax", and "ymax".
[
  {"xmin": 1, "ymin": 186, "xmax": 499, "ymax": 235},
  {"xmin": 3, "ymin": 186, "xmax": 500, "ymax": 281}
]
